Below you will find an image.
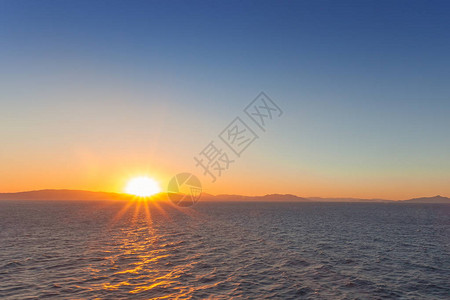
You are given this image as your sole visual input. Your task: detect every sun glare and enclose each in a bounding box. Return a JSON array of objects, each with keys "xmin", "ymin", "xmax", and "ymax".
[{"xmin": 125, "ymin": 176, "xmax": 161, "ymax": 197}]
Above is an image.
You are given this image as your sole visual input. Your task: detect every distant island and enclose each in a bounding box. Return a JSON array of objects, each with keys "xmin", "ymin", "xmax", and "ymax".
[
  {"xmin": 0, "ymin": 190, "xmax": 449, "ymax": 203},
  {"xmin": 401, "ymin": 195, "xmax": 450, "ymax": 204},
  {"xmin": 0, "ymin": 189, "xmax": 134, "ymax": 201}
]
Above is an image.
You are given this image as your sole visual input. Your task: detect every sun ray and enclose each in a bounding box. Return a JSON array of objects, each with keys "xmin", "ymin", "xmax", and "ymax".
[
  {"xmin": 109, "ymin": 199, "xmax": 136, "ymax": 228},
  {"xmin": 131, "ymin": 199, "xmax": 142, "ymax": 226},
  {"xmin": 143, "ymin": 201, "xmax": 154, "ymax": 231}
]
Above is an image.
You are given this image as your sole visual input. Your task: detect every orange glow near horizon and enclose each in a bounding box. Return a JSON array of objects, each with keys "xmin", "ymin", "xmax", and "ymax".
[{"xmin": 0, "ymin": 158, "xmax": 449, "ymax": 200}]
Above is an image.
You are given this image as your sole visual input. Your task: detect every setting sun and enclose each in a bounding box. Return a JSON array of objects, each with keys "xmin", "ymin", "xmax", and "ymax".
[{"xmin": 125, "ymin": 176, "xmax": 161, "ymax": 197}]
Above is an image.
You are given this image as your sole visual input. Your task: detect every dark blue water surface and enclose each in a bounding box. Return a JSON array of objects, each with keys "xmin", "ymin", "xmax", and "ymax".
[{"xmin": 0, "ymin": 201, "xmax": 449, "ymax": 299}]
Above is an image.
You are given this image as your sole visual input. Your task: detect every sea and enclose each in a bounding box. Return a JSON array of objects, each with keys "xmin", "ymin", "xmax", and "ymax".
[{"xmin": 0, "ymin": 201, "xmax": 449, "ymax": 299}]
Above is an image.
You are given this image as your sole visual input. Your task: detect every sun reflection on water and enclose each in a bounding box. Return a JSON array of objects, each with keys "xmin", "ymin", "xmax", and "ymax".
[{"xmin": 86, "ymin": 198, "xmax": 203, "ymax": 298}]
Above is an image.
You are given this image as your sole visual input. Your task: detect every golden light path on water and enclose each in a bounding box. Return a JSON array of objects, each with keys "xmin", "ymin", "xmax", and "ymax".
[{"xmin": 84, "ymin": 197, "xmax": 205, "ymax": 298}]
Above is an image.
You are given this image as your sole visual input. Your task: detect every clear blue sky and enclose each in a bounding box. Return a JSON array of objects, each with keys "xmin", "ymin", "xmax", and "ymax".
[{"xmin": 1, "ymin": 0, "xmax": 449, "ymax": 198}]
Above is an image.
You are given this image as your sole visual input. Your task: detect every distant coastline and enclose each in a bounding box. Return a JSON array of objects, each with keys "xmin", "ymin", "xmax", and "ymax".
[{"xmin": 0, "ymin": 190, "xmax": 448, "ymax": 203}]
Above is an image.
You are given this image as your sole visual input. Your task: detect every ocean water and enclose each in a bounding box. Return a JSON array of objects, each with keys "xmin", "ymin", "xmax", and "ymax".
[{"xmin": 0, "ymin": 201, "xmax": 448, "ymax": 299}]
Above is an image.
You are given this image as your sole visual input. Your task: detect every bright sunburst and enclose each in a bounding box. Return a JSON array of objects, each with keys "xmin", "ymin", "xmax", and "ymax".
[{"xmin": 125, "ymin": 176, "xmax": 161, "ymax": 197}]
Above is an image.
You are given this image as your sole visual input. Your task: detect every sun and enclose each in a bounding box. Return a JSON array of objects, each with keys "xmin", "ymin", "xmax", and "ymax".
[{"xmin": 125, "ymin": 176, "xmax": 161, "ymax": 197}]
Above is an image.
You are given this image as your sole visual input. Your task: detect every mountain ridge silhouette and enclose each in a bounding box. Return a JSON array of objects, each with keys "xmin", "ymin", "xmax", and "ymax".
[{"xmin": 0, "ymin": 189, "xmax": 448, "ymax": 203}]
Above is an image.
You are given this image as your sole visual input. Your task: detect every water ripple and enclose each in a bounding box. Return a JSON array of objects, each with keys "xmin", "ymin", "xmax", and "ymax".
[{"xmin": 0, "ymin": 201, "xmax": 448, "ymax": 299}]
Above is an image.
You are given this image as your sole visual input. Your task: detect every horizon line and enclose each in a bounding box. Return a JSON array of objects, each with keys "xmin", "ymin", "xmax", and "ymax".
[{"xmin": 0, "ymin": 188, "xmax": 448, "ymax": 202}]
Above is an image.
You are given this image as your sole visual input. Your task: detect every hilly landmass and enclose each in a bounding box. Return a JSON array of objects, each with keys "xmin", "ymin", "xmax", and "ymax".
[{"xmin": 0, "ymin": 190, "xmax": 449, "ymax": 203}]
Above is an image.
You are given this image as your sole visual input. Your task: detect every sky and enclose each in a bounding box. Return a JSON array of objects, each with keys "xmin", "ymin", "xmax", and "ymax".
[{"xmin": 1, "ymin": 0, "xmax": 449, "ymax": 199}]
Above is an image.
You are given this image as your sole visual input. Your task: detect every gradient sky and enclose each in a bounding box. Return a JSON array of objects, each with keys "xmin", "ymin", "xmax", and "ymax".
[{"xmin": 1, "ymin": 0, "xmax": 449, "ymax": 199}]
